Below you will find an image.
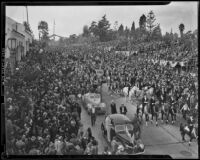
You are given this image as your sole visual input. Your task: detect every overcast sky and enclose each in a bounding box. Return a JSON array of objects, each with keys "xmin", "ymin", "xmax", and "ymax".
[{"xmin": 6, "ymin": 2, "xmax": 198, "ymax": 39}]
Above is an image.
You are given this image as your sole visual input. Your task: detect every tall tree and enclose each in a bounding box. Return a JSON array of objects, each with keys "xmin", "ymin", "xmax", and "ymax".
[
  {"xmin": 82, "ymin": 25, "xmax": 90, "ymax": 37},
  {"xmin": 131, "ymin": 21, "xmax": 135, "ymax": 33},
  {"xmin": 179, "ymin": 23, "xmax": 185, "ymax": 38},
  {"xmin": 97, "ymin": 14, "xmax": 111, "ymax": 41},
  {"xmin": 139, "ymin": 14, "xmax": 146, "ymax": 30},
  {"xmin": 146, "ymin": 10, "xmax": 157, "ymax": 38},
  {"xmin": 124, "ymin": 26, "xmax": 130, "ymax": 39},
  {"xmin": 113, "ymin": 21, "xmax": 119, "ymax": 31},
  {"xmin": 152, "ymin": 24, "xmax": 162, "ymax": 40},
  {"xmin": 163, "ymin": 32, "xmax": 172, "ymax": 46},
  {"xmin": 89, "ymin": 21, "xmax": 98, "ymax": 37},
  {"xmin": 38, "ymin": 21, "xmax": 49, "ymax": 41},
  {"xmin": 118, "ymin": 24, "xmax": 124, "ymax": 36}
]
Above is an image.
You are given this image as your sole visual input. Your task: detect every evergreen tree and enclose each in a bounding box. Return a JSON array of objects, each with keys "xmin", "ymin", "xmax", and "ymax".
[
  {"xmin": 139, "ymin": 14, "xmax": 146, "ymax": 30},
  {"xmin": 118, "ymin": 24, "xmax": 124, "ymax": 36},
  {"xmin": 179, "ymin": 23, "xmax": 185, "ymax": 38},
  {"xmin": 82, "ymin": 25, "xmax": 90, "ymax": 37},
  {"xmin": 131, "ymin": 21, "xmax": 135, "ymax": 33}
]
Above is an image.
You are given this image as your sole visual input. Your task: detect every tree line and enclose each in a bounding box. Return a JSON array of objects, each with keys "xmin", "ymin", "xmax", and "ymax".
[{"xmin": 35, "ymin": 10, "xmax": 197, "ymax": 49}]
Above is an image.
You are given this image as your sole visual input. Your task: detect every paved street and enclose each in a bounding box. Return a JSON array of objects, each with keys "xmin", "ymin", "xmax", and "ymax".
[{"xmin": 81, "ymin": 83, "xmax": 198, "ymax": 158}]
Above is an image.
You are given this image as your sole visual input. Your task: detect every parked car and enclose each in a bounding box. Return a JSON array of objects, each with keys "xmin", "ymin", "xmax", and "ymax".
[
  {"xmin": 82, "ymin": 92, "xmax": 106, "ymax": 115},
  {"xmin": 101, "ymin": 114, "xmax": 145, "ymax": 154}
]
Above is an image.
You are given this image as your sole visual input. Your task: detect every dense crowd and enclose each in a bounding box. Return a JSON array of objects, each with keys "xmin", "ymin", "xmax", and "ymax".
[
  {"xmin": 5, "ymin": 38, "xmax": 198, "ymax": 155},
  {"xmin": 107, "ymin": 42, "xmax": 198, "ymax": 125},
  {"xmin": 5, "ymin": 47, "xmax": 102, "ymax": 155}
]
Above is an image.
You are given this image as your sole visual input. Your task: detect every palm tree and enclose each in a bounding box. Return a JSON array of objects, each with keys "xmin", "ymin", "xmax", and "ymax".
[{"xmin": 179, "ymin": 23, "xmax": 185, "ymax": 38}]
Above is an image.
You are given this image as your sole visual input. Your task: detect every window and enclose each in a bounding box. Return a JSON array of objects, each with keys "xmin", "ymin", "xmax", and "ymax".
[
  {"xmin": 115, "ymin": 124, "xmax": 133, "ymax": 133},
  {"xmin": 115, "ymin": 125, "xmax": 125, "ymax": 132}
]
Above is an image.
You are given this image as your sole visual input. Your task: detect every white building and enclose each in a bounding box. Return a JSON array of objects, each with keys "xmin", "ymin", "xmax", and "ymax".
[{"xmin": 5, "ymin": 16, "xmax": 33, "ymax": 69}]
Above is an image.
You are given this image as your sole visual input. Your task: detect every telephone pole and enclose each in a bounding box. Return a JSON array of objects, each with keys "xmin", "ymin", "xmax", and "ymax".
[
  {"xmin": 53, "ymin": 20, "xmax": 55, "ymax": 41},
  {"xmin": 26, "ymin": 6, "xmax": 29, "ymax": 24}
]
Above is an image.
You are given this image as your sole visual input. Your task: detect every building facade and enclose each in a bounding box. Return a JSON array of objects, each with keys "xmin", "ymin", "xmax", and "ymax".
[{"xmin": 5, "ymin": 16, "xmax": 33, "ymax": 72}]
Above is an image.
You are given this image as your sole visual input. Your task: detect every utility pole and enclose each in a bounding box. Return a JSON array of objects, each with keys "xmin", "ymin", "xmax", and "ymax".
[
  {"xmin": 26, "ymin": 6, "xmax": 29, "ymax": 24},
  {"xmin": 53, "ymin": 20, "xmax": 55, "ymax": 41}
]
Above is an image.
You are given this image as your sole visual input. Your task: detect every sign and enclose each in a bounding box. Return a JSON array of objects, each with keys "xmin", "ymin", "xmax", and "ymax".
[{"xmin": 96, "ymin": 69, "xmax": 104, "ymax": 77}]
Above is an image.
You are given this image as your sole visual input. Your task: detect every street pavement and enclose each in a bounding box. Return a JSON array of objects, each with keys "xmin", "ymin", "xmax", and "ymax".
[{"xmin": 80, "ymin": 83, "xmax": 198, "ymax": 158}]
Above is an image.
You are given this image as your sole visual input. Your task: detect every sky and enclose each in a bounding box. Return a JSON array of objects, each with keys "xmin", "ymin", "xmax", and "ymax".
[{"xmin": 6, "ymin": 2, "xmax": 198, "ymax": 39}]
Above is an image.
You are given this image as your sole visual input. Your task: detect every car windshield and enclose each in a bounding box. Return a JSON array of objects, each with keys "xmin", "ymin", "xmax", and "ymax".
[{"xmin": 115, "ymin": 124, "xmax": 133, "ymax": 133}]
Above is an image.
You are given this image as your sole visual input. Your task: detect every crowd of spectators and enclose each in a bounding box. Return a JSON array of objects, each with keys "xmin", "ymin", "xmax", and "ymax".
[
  {"xmin": 4, "ymin": 37, "xmax": 198, "ymax": 155},
  {"xmin": 107, "ymin": 40, "xmax": 198, "ymax": 124},
  {"xmin": 5, "ymin": 46, "xmax": 102, "ymax": 155}
]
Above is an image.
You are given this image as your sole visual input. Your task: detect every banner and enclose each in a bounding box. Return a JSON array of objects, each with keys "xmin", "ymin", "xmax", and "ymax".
[{"xmin": 115, "ymin": 51, "xmax": 130, "ymax": 56}]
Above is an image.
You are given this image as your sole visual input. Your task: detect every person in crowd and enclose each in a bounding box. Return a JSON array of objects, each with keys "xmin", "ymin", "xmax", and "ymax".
[
  {"xmin": 111, "ymin": 136, "xmax": 119, "ymax": 155},
  {"xmin": 187, "ymin": 116, "xmax": 195, "ymax": 145},
  {"xmin": 149, "ymin": 95, "xmax": 156, "ymax": 124},
  {"xmin": 180, "ymin": 102, "xmax": 190, "ymax": 120},
  {"xmin": 154, "ymin": 101, "xmax": 159, "ymax": 126},
  {"xmin": 119, "ymin": 104, "xmax": 127, "ymax": 115},
  {"xmin": 180, "ymin": 123, "xmax": 186, "ymax": 141},
  {"xmin": 116, "ymin": 145, "xmax": 127, "ymax": 155},
  {"xmin": 160, "ymin": 95, "xmax": 166, "ymax": 124},
  {"xmin": 102, "ymin": 146, "xmax": 111, "ymax": 155},
  {"xmin": 110, "ymin": 100, "xmax": 117, "ymax": 114},
  {"xmin": 142, "ymin": 94, "xmax": 148, "ymax": 118},
  {"xmin": 91, "ymin": 105, "xmax": 96, "ymax": 126},
  {"xmin": 85, "ymin": 127, "xmax": 93, "ymax": 144},
  {"xmin": 166, "ymin": 95, "xmax": 175, "ymax": 124}
]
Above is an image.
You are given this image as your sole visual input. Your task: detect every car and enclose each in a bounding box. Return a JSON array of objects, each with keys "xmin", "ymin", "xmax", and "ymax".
[
  {"xmin": 101, "ymin": 114, "xmax": 145, "ymax": 154},
  {"xmin": 82, "ymin": 92, "xmax": 106, "ymax": 115}
]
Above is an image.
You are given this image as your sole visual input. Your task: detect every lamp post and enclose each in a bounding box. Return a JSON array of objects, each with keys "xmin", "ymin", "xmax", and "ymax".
[{"xmin": 7, "ymin": 38, "xmax": 17, "ymax": 75}]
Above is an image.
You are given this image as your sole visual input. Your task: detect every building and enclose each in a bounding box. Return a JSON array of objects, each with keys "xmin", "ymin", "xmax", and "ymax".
[
  {"xmin": 5, "ymin": 16, "xmax": 33, "ymax": 72},
  {"xmin": 48, "ymin": 34, "xmax": 65, "ymax": 46}
]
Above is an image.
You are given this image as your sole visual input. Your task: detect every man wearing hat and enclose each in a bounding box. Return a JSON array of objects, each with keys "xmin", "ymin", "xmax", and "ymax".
[
  {"xmin": 142, "ymin": 94, "xmax": 148, "ymax": 117},
  {"xmin": 120, "ymin": 104, "xmax": 127, "ymax": 115},
  {"xmin": 110, "ymin": 100, "xmax": 117, "ymax": 114},
  {"xmin": 91, "ymin": 105, "xmax": 96, "ymax": 126}
]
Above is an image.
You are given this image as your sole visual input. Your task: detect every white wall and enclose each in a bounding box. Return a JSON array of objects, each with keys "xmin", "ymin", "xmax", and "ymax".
[{"xmin": 5, "ymin": 16, "xmax": 33, "ymax": 60}]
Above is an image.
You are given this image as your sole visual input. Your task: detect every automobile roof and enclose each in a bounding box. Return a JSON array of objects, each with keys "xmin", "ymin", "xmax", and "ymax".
[{"xmin": 108, "ymin": 114, "xmax": 131, "ymax": 125}]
